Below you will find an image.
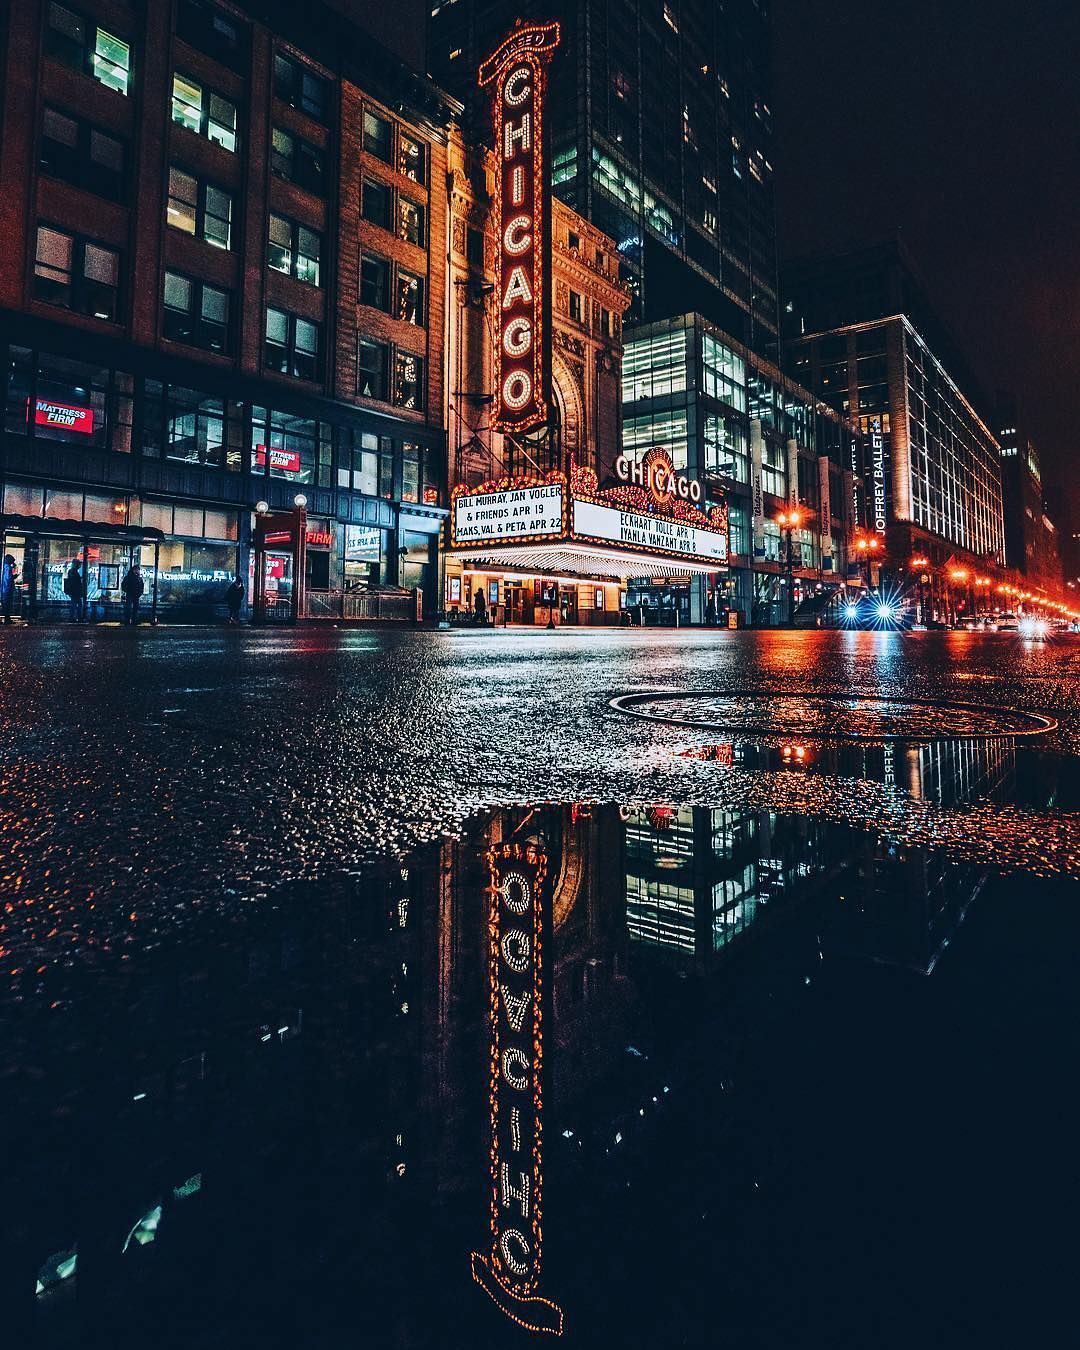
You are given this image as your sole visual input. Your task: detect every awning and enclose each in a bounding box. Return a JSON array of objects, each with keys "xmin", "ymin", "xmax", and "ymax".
[
  {"xmin": 452, "ymin": 542, "xmax": 726, "ymax": 579},
  {"xmin": 1, "ymin": 513, "xmax": 165, "ymax": 543}
]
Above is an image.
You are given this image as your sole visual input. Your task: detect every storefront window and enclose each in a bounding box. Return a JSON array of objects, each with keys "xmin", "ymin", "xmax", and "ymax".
[
  {"xmin": 150, "ymin": 541, "xmax": 237, "ymax": 607},
  {"xmin": 250, "ymin": 407, "xmax": 316, "ymax": 484},
  {"xmin": 4, "ymin": 345, "xmax": 132, "ymax": 451},
  {"xmin": 343, "ymin": 525, "xmax": 384, "ymax": 587},
  {"xmin": 401, "ymin": 442, "xmax": 419, "ymax": 503},
  {"xmin": 142, "ymin": 382, "xmax": 242, "ymax": 469}
]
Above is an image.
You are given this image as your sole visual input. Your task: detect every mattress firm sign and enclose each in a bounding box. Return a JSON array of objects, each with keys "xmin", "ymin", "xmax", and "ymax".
[
  {"xmin": 453, "ymin": 484, "xmax": 564, "ymax": 544},
  {"xmin": 573, "ymin": 499, "xmax": 728, "ymax": 563}
]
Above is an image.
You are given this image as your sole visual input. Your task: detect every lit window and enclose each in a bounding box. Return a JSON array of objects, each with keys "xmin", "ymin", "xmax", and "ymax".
[
  {"xmin": 395, "ymin": 269, "xmax": 424, "ymax": 325},
  {"xmin": 397, "ymin": 197, "xmax": 425, "ymax": 247},
  {"xmin": 398, "ymin": 133, "xmax": 426, "ymax": 184},
  {"xmin": 268, "ymin": 214, "xmax": 321, "ymax": 285},
  {"xmin": 394, "ymin": 350, "xmax": 425, "ymax": 411},
  {"xmin": 663, "ymin": 3, "xmax": 678, "ymax": 33},
  {"xmin": 167, "ymin": 168, "xmax": 232, "ymax": 249},
  {"xmin": 46, "ymin": 5, "xmax": 131, "ymax": 96},
  {"xmin": 34, "ymin": 225, "xmax": 120, "ymax": 320},
  {"xmin": 171, "ymin": 74, "xmax": 238, "ymax": 153}
]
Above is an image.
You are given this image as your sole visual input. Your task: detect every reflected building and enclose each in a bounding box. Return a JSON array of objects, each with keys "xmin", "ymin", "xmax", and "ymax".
[{"xmin": 5, "ymin": 788, "xmax": 1009, "ymax": 1344}]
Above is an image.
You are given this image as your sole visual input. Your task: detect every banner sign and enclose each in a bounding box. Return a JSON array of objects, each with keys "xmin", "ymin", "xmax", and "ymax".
[
  {"xmin": 870, "ymin": 428, "xmax": 887, "ymax": 535},
  {"xmin": 478, "ymin": 21, "xmax": 560, "ymax": 435},
  {"xmin": 750, "ymin": 418, "xmax": 765, "ymax": 558},
  {"xmin": 32, "ymin": 399, "xmax": 94, "ymax": 433},
  {"xmin": 786, "ymin": 438, "xmax": 799, "ymax": 508},
  {"xmin": 471, "ymin": 840, "xmax": 563, "ymax": 1336},
  {"xmin": 818, "ymin": 455, "xmax": 833, "ymax": 570}
]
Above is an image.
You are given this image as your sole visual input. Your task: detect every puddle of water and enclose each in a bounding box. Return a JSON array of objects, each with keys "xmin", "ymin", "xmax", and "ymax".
[{"xmin": 4, "ymin": 754, "xmax": 1078, "ymax": 1347}]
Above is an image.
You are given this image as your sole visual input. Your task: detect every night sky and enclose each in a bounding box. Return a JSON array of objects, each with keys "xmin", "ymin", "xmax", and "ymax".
[{"xmin": 772, "ymin": 0, "xmax": 1079, "ymax": 516}]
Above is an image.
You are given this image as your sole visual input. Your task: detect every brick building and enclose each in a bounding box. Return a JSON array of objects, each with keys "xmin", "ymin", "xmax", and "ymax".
[{"xmin": 0, "ymin": 0, "xmax": 455, "ymax": 621}]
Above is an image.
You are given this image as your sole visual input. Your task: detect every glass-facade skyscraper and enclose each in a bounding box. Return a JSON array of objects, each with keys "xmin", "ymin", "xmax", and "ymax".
[{"xmin": 429, "ymin": 0, "xmax": 780, "ymax": 358}]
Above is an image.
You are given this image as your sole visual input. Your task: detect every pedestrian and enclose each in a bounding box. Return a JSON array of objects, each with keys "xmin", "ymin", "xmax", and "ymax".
[
  {"xmin": 1, "ymin": 554, "xmax": 17, "ymax": 625},
  {"xmin": 226, "ymin": 575, "xmax": 244, "ymax": 624},
  {"xmin": 473, "ymin": 587, "xmax": 487, "ymax": 626},
  {"xmin": 120, "ymin": 561, "xmax": 144, "ymax": 625},
  {"xmin": 63, "ymin": 560, "xmax": 85, "ymax": 622}
]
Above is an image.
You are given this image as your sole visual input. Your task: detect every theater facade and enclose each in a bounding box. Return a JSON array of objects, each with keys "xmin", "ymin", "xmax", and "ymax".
[{"xmin": 443, "ymin": 24, "xmax": 729, "ymax": 626}]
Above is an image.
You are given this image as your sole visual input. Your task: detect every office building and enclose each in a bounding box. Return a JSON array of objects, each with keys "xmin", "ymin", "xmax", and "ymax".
[
  {"xmin": 784, "ymin": 241, "xmax": 1005, "ymax": 620},
  {"xmin": 429, "ymin": 0, "xmax": 780, "ymax": 358}
]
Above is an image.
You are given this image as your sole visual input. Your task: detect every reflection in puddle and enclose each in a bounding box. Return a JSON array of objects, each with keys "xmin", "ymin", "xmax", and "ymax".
[{"xmin": 6, "ymin": 753, "xmax": 1077, "ymax": 1348}]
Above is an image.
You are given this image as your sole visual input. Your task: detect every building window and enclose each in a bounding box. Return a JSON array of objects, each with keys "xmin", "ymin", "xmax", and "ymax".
[
  {"xmin": 360, "ymin": 254, "xmax": 389, "ymax": 310},
  {"xmin": 599, "ymin": 307, "xmax": 613, "ymax": 338},
  {"xmin": 273, "ymin": 52, "xmax": 328, "ymax": 122},
  {"xmin": 33, "ymin": 226, "xmax": 120, "ymax": 320},
  {"xmin": 398, "ymin": 133, "xmax": 426, "ymax": 184},
  {"xmin": 176, "ymin": 0, "xmax": 247, "ymax": 70},
  {"xmin": 466, "ymin": 227, "xmax": 484, "ymax": 268},
  {"xmin": 264, "ymin": 308, "xmax": 320, "ymax": 380},
  {"xmin": 46, "ymin": 4, "xmax": 131, "ymax": 96},
  {"xmin": 157, "ymin": 387, "xmax": 241, "ymax": 469},
  {"xmin": 361, "ymin": 177, "xmax": 391, "ymax": 230},
  {"xmin": 357, "ymin": 339, "xmax": 389, "ymax": 400},
  {"xmin": 395, "ymin": 269, "xmax": 424, "ymax": 325},
  {"xmin": 270, "ymin": 126, "xmax": 324, "ymax": 195},
  {"xmin": 40, "ymin": 108, "xmax": 126, "ymax": 202},
  {"xmin": 397, "ymin": 198, "xmax": 425, "ymax": 247},
  {"xmin": 394, "ymin": 351, "xmax": 424, "ymax": 411},
  {"xmin": 167, "ymin": 168, "xmax": 233, "ymax": 249},
  {"xmin": 568, "ymin": 231, "xmax": 580, "ymax": 252},
  {"xmin": 362, "ymin": 110, "xmax": 392, "ymax": 162},
  {"xmin": 337, "ymin": 429, "xmax": 383, "ymax": 496},
  {"xmin": 163, "ymin": 272, "xmax": 231, "ymax": 352},
  {"xmin": 171, "ymin": 74, "xmax": 238, "ymax": 153},
  {"xmin": 401, "ymin": 442, "xmax": 420, "ymax": 503},
  {"xmin": 569, "ymin": 290, "xmax": 583, "ymax": 323},
  {"xmin": 268, "ymin": 215, "xmax": 322, "ymax": 286}
]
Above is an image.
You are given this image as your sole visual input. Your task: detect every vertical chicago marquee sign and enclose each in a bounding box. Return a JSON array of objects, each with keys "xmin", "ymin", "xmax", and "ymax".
[
  {"xmin": 478, "ymin": 20, "xmax": 560, "ymax": 436},
  {"xmin": 470, "ymin": 839, "xmax": 563, "ymax": 1336}
]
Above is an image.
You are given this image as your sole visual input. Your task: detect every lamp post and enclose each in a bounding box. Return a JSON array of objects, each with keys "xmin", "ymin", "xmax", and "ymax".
[
  {"xmin": 776, "ymin": 507, "xmax": 802, "ymax": 627},
  {"xmin": 911, "ymin": 555, "xmax": 930, "ymax": 624},
  {"xmin": 853, "ymin": 533, "xmax": 883, "ymax": 593}
]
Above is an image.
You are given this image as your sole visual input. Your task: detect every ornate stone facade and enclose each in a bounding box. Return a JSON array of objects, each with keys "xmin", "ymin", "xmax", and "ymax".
[{"xmin": 445, "ymin": 128, "xmax": 631, "ymax": 490}]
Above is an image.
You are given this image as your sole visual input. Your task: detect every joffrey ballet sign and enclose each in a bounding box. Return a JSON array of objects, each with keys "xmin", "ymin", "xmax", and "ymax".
[
  {"xmin": 470, "ymin": 839, "xmax": 563, "ymax": 1336},
  {"xmin": 478, "ymin": 20, "xmax": 560, "ymax": 435}
]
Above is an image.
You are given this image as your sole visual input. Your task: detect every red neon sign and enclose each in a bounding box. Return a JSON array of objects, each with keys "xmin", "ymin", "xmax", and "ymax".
[
  {"xmin": 479, "ymin": 20, "xmax": 560, "ymax": 436},
  {"xmin": 32, "ymin": 399, "xmax": 94, "ymax": 433},
  {"xmin": 305, "ymin": 529, "xmax": 333, "ymax": 548},
  {"xmin": 254, "ymin": 444, "xmax": 301, "ymax": 473}
]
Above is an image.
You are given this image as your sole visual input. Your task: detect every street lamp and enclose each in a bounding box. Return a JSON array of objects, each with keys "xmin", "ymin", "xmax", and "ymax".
[{"xmin": 776, "ymin": 507, "xmax": 802, "ymax": 627}]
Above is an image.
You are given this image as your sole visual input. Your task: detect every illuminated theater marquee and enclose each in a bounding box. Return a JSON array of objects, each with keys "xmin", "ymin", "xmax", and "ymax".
[{"xmin": 479, "ymin": 20, "xmax": 560, "ymax": 435}]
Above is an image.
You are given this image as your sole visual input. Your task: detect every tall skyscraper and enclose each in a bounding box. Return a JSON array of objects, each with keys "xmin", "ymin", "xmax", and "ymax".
[{"xmin": 429, "ymin": 0, "xmax": 780, "ymax": 358}]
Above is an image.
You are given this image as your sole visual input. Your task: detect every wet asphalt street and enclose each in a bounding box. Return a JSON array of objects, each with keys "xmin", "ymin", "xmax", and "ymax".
[{"xmin": 1, "ymin": 625, "xmax": 1078, "ymax": 988}]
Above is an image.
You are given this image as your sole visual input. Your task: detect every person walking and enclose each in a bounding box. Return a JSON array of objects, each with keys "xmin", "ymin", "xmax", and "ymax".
[
  {"xmin": 1, "ymin": 554, "xmax": 18, "ymax": 625},
  {"xmin": 121, "ymin": 562, "xmax": 144, "ymax": 625},
  {"xmin": 63, "ymin": 559, "xmax": 85, "ymax": 622},
  {"xmin": 225, "ymin": 575, "xmax": 244, "ymax": 624}
]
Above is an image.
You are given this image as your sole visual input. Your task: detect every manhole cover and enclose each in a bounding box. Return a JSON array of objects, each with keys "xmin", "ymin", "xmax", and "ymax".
[{"xmin": 609, "ymin": 691, "xmax": 1056, "ymax": 742}]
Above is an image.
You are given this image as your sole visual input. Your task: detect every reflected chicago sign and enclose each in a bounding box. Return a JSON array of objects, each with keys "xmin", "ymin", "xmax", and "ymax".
[
  {"xmin": 478, "ymin": 20, "xmax": 560, "ymax": 435},
  {"xmin": 471, "ymin": 840, "xmax": 563, "ymax": 1336}
]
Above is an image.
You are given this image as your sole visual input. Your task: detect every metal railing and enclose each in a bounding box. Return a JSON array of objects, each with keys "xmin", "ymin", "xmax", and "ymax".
[{"xmin": 306, "ymin": 588, "xmax": 417, "ymax": 622}]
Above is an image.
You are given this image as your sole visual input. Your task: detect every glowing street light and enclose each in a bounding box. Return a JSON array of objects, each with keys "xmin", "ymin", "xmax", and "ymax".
[{"xmin": 775, "ymin": 508, "xmax": 803, "ymax": 627}]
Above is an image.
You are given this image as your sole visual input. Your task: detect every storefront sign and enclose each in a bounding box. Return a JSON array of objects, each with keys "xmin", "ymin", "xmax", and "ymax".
[
  {"xmin": 471, "ymin": 840, "xmax": 563, "ymax": 1337},
  {"xmin": 615, "ymin": 449, "xmax": 702, "ymax": 504},
  {"xmin": 453, "ymin": 483, "xmax": 565, "ymax": 545},
  {"xmin": 345, "ymin": 526, "xmax": 382, "ymax": 562},
  {"xmin": 306, "ymin": 529, "xmax": 333, "ymax": 548},
  {"xmin": 32, "ymin": 399, "xmax": 93, "ymax": 433},
  {"xmin": 572, "ymin": 499, "xmax": 728, "ymax": 563},
  {"xmin": 254, "ymin": 444, "xmax": 301, "ymax": 474},
  {"xmin": 478, "ymin": 21, "xmax": 560, "ymax": 435}
]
